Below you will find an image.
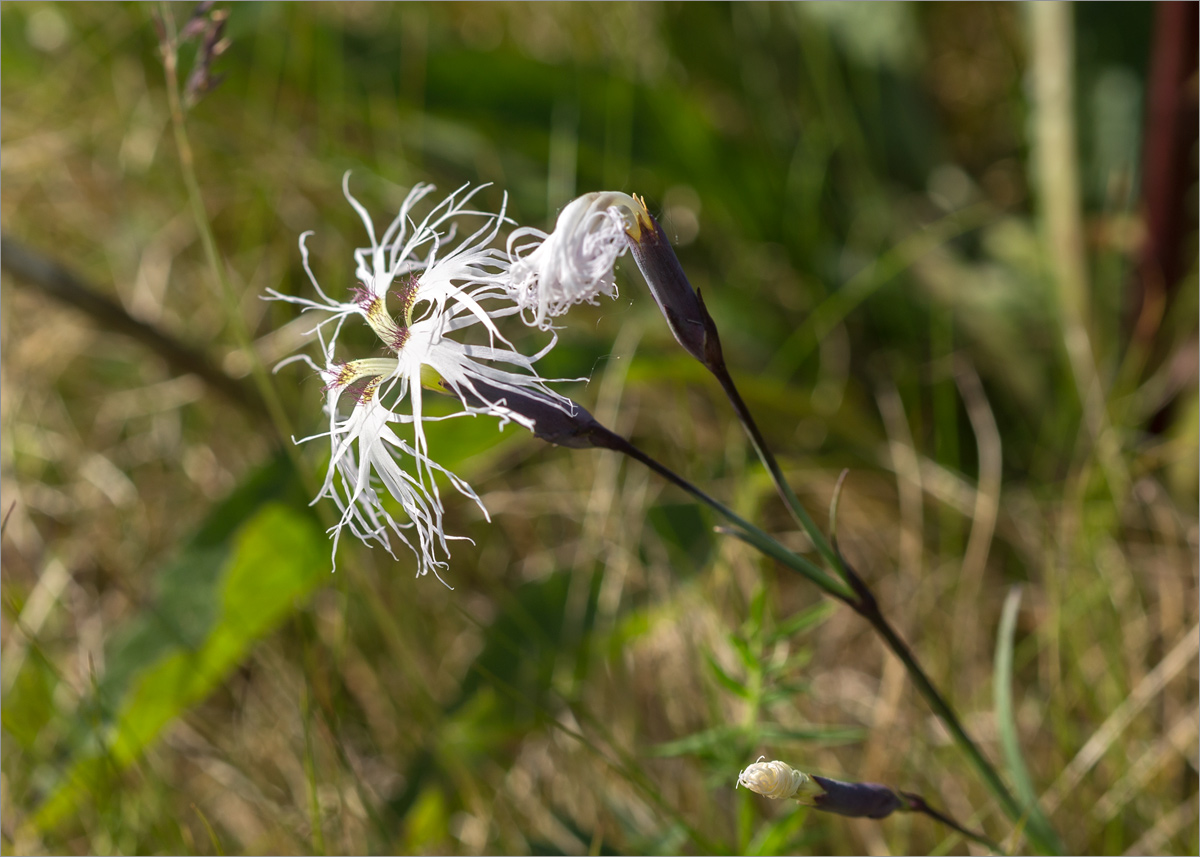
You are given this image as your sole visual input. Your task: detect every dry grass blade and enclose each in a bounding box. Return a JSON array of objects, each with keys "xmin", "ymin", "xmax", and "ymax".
[
  {"xmin": 1121, "ymin": 798, "xmax": 1199, "ymax": 857},
  {"xmin": 1042, "ymin": 623, "xmax": 1200, "ymax": 815},
  {"xmin": 1094, "ymin": 708, "xmax": 1199, "ymax": 823}
]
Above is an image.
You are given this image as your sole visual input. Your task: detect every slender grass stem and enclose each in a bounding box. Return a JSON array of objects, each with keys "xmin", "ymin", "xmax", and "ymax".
[
  {"xmin": 299, "ymin": 682, "xmax": 328, "ymax": 856},
  {"xmin": 158, "ymin": 4, "xmax": 296, "ymax": 457}
]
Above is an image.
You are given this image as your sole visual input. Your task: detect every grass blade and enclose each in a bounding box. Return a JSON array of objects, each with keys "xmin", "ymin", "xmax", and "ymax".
[{"xmin": 994, "ymin": 586, "xmax": 1063, "ymax": 854}]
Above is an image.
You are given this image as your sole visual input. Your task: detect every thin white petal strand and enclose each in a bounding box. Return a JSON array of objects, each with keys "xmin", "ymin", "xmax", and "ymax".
[{"xmin": 505, "ymin": 191, "xmax": 641, "ymax": 328}]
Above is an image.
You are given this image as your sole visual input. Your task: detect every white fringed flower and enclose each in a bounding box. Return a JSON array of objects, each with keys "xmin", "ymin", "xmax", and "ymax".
[
  {"xmin": 736, "ymin": 757, "xmax": 820, "ymax": 802},
  {"xmin": 505, "ymin": 191, "xmax": 646, "ymax": 328},
  {"xmin": 270, "ymin": 175, "xmax": 568, "ymax": 582}
]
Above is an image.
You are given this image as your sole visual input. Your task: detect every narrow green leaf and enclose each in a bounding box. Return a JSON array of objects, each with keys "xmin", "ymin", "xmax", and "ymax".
[
  {"xmin": 766, "ymin": 601, "xmax": 833, "ymax": 644},
  {"xmin": 728, "ymin": 633, "xmax": 760, "ymax": 675},
  {"xmin": 749, "ymin": 583, "xmax": 768, "ymax": 634},
  {"xmin": 759, "ymin": 681, "xmax": 812, "ymax": 706},
  {"xmin": 828, "ymin": 468, "xmax": 850, "ymax": 546},
  {"xmin": 776, "ymin": 649, "xmax": 814, "ymax": 675},
  {"xmin": 2, "ymin": 649, "xmax": 55, "ymax": 750},
  {"xmin": 757, "ymin": 723, "xmax": 865, "ymax": 745},
  {"xmin": 651, "ymin": 724, "xmax": 743, "ymax": 758},
  {"xmin": 994, "ymin": 586, "xmax": 1063, "ymax": 854},
  {"xmin": 705, "ymin": 652, "xmax": 751, "ymax": 699}
]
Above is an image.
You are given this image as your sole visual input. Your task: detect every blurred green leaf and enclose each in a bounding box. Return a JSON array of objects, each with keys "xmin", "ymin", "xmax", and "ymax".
[
  {"xmin": 2, "ymin": 649, "xmax": 55, "ymax": 750},
  {"xmin": 729, "ymin": 633, "xmax": 760, "ymax": 675},
  {"xmin": 644, "ymin": 821, "xmax": 691, "ymax": 856},
  {"xmin": 765, "ymin": 602, "xmax": 833, "ymax": 645},
  {"xmin": 705, "ymin": 653, "xmax": 751, "ymax": 700},
  {"xmin": 759, "ymin": 681, "xmax": 814, "ymax": 706},
  {"xmin": 653, "ymin": 721, "xmax": 860, "ymax": 761},
  {"xmin": 652, "ymin": 724, "xmax": 749, "ymax": 759},
  {"xmin": 749, "ymin": 584, "xmax": 768, "ymax": 634},
  {"xmin": 32, "ymin": 461, "xmax": 327, "ymax": 832},
  {"xmin": 647, "ymin": 503, "xmax": 715, "ymax": 573},
  {"xmin": 755, "ymin": 723, "xmax": 863, "ymax": 745},
  {"xmin": 745, "ymin": 801, "xmax": 813, "ymax": 857},
  {"xmin": 403, "ymin": 787, "xmax": 450, "ymax": 854}
]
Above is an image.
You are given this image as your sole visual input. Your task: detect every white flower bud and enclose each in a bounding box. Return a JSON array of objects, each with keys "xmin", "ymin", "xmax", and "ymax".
[{"xmin": 736, "ymin": 757, "xmax": 817, "ymax": 801}]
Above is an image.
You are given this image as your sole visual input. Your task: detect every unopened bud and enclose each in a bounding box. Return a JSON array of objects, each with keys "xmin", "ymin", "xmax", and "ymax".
[
  {"xmin": 624, "ymin": 200, "xmax": 723, "ymax": 371},
  {"xmin": 737, "ymin": 758, "xmax": 903, "ymax": 820},
  {"xmin": 809, "ymin": 775, "xmax": 903, "ymax": 820},
  {"xmin": 736, "ymin": 758, "xmax": 822, "ymax": 802}
]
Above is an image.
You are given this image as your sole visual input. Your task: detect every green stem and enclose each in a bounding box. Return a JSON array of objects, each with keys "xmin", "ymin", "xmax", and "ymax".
[
  {"xmin": 596, "ymin": 431, "xmax": 854, "ymax": 602},
  {"xmin": 601, "ymin": 424, "xmax": 1037, "ymax": 847},
  {"xmin": 299, "ymin": 682, "xmax": 328, "ymax": 856},
  {"xmin": 709, "ymin": 363, "xmax": 850, "ymax": 581}
]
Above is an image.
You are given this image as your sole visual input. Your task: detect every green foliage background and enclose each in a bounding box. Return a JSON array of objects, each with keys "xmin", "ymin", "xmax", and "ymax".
[{"xmin": 2, "ymin": 3, "xmax": 1196, "ymax": 854}]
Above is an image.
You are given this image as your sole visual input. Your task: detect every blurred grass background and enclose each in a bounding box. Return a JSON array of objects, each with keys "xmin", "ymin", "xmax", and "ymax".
[{"xmin": 2, "ymin": 2, "xmax": 1196, "ymax": 854}]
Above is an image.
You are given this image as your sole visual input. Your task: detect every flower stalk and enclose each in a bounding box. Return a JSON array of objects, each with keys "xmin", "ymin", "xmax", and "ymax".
[
  {"xmin": 610, "ymin": 198, "xmax": 1056, "ymax": 852},
  {"xmin": 621, "ymin": 198, "xmax": 849, "ymax": 579},
  {"xmin": 453, "ymin": 382, "xmax": 854, "ymax": 600}
]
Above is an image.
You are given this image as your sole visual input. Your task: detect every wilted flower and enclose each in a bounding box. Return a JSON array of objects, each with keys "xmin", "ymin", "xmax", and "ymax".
[
  {"xmin": 506, "ymin": 192, "xmax": 721, "ymax": 371},
  {"xmin": 270, "ymin": 175, "xmax": 568, "ymax": 582},
  {"xmin": 505, "ymin": 191, "xmax": 645, "ymax": 328}
]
